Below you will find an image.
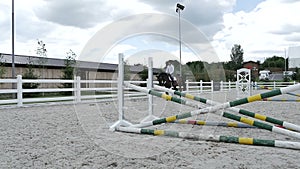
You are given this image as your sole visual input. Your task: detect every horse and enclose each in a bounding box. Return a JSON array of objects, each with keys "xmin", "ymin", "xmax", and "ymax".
[{"xmin": 156, "ymin": 72, "xmax": 178, "ymax": 91}]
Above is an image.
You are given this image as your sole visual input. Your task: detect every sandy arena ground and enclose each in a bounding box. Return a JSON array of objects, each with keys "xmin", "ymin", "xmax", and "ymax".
[{"xmin": 1, "ymin": 90, "xmax": 300, "ymax": 169}]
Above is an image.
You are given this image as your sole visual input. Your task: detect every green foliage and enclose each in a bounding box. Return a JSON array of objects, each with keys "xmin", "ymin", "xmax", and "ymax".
[
  {"xmin": 62, "ymin": 50, "xmax": 76, "ymax": 80},
  {"xmin": 224, "ymin": 69, "xmax": 236, "ymax": 81},
  {"xmin": 186, "ymin": 61, "xmax": 225, "ymax": 81},
  {"xmin": 139, "ymin": 67, "xmax": 148, "ymax": 81},
  {"xmin": 230, "ymin": 44, "xmax": 244, "ymax": 70},
  {"xmin": 295, "ymin": 67, "xmax": 300, "ymax": 81},
  {"xmin": 0, "ymin": 54, "xmax": 6, "ymax": 78},
  {"xmin": 283, "ymin": 76, "xmax": 291, "ymax": 82},
  {"xmin": 22, "ymin": 57, "xmax": 40, "ymax": 97},
  {"xmin": 186, "ymin": 61, "xmax": 208, "ymax": 81},
  {"xmin": 36, "ymin": 39, "xmax": 47, "ymax": 57},
  {"xmin": 22, "ymin": 68, "xmax": 40, "ymax": 89},
  {"xmin": 186, "ymin": 61, "xmax": 205, "ymax": 73},
  {"xmin": 61, "ymin": 50, "xmax": 76, "ymax": 95},
  {"xmin": 262, "ymin": 55, "xmax": 285, "ymax": 70},
  {"xmin": 36, "ymin": 39, "xmax": 48, "ymax": 71},
  {"xmin": 223, "ymin": 61, "xmax": 235, "ymax": 70},
  {"xmin": 124, "ymin": 62, "xmax": 131, "ymax": 80}
]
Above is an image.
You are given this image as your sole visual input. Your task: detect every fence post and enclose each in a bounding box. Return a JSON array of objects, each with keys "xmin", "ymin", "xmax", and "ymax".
[
  {"xmin": 186, "ymin": 80, "xmax": 189, "ymax": 93},
  {"xmin": 200, "ymin": 80, "xmax": 203, "ymax": 93},
  {"xmin": 255, "ymin": 81, "xmax": 257, "ymax": 90},
  {"xmin": 273, "ymin": 81, "xmax": 276, "ymax": 89},
  {"xmin": 211, "ymin": 80, "xmax": 214, "ymax": 93},
  {"xmin": 17, "ymin": 75, "xmax": 23, "ymax": 107},
  {"xmin": 76, "ymin": 76, "xmax": 81, "ymax": 103},
  {"xmin": 220, "ymin": 81, "xmax": 223, "ymax": 91},
  {"xmin": 228, "ymin": 81, "xmax": 231, "ymax": 91}
]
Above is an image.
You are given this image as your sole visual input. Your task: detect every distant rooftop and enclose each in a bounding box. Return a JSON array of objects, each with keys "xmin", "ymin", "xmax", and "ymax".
[{"xmin": 0, "ymin": 53, "xmax": 160, "ymax": 73}]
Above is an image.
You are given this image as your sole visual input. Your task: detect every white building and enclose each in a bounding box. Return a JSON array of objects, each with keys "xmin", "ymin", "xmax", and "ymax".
[{"xmin": 288, "ymin": 46, "xmax": 300, "ymax": 68}]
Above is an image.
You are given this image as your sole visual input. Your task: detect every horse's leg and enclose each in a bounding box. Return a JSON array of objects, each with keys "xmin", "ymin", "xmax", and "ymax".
[{"xmin": 171, "ymin": 81, "xmax": 177, "ymax": 91}]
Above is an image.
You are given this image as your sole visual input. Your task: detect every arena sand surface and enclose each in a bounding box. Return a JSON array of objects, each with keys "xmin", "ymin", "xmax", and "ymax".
[{"xmin": 1, "ymin": 90, "xmax": 300, "ymax": 169}]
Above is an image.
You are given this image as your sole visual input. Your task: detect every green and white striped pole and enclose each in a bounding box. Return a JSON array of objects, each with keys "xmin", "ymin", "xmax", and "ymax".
[
  {"xmin": 132, "ymin": 83, "xmax": 300, "ymax": 129},
  {"xmin": 124, "ymin": 82, "xmax": 204, "ymax": 109},
  {"xmin": 173, "ymin": 119, "xmax": 255, "ymax": 128},
  {"xmin": 255, "ymin": 85, "xmax": 300, "ymax": 97},
  {"xmin": 116, "ymin": 127, "xmax": 300, "ymax": 150},
  {"xmin": 262, "ymin": 98, "xmax": 300, "ymax": 102},
  {"xmin": 222, "ymin": 111, "xmax": 300, "ymax": 139},
  {"xmin": 154, "ymin": 85, "xmax": 300, "ymax": 132}
]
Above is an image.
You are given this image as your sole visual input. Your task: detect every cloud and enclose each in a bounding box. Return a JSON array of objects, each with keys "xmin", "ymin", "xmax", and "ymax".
[
  {"xmin": 78, "ymin": 13, "xmax": 221, "ymax": 66},
  {"xmin": 33, "ymin": 0, "xmax": 154, "ymax": 28},
  {"xmin": 126, "ymin": 49, "xmax": 178, "ymax": 68},
  {"xmin": 0, "ymin": 3, "xmax": 11, "ymax": 40},
  {"xmin": 213, "ymin": 0, "xmax": 300, "ymax": 61},
  {"xmin": 285, "ymin": 34, "xmax": 300, "ymax": 42},
  {"xmin": 34, "ymin": 0, "xmax": 110, "ymax": 28},
  {"xmin": 3, "ymin": 0, "xmax": 299, "ymax": 66},
  {"xmin": 270, "ymin": 24, "xmax": 300, "ymax": 35},
  {"xmin": 16, "ymin": 9, "xmax": 55, "ymax": 42},
  {"xmin": 139, "ymin": 0, "xmax": 235, "ymax": 39}
]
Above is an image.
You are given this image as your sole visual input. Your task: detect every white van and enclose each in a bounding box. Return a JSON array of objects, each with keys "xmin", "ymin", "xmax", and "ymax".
[{"xmin": 259, "ymin": 70, "xmax": 270, "ymax": 80}]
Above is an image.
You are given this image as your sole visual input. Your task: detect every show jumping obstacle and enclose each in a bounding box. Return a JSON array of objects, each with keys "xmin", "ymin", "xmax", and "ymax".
[
  {"xmin": 262, "ymin": 98, "xmax": 300, "ymax": 102},
  {"xmin": 125, "ymin": 82, "xmax": 204, "ymax": 109},
  {"xmin": 254, "ymin": 84, "xmax": 300, "ymax": 98},
  {"xmin": 172, "ymin": 119, "xmax": 255, "ymax": 128},
  {"xmin": 154, "ymin": 85, "xmax": 300, "ymax": 132},
  {"xmin": 111, "ymin": 53, "xmax": 300, "ymax": 150},
  {"xmin": 236, "ymin": 68, "xmax": 251, "ymax": 98},
  {"xmin": 117, "ymin": 127, "xmax": 300, "ymax": 150}
]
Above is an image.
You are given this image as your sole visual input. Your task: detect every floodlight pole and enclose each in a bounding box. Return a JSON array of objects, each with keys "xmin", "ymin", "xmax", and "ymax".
[
  {"xmin": 284, "ymin": 48, "xmax": 287, "ymax": 72},
  {"xmin": 176, "ymin": 3, "xmax": 184, "ymax": 91},
  {"xmin": 12, "ymin": 0, "xmax": 15, "ymax": 79}
]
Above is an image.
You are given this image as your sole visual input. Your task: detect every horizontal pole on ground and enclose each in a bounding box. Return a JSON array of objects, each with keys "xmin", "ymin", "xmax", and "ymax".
[{"xmin": 116, "ymin": 127, "xmax": 300, "ymax": 150}]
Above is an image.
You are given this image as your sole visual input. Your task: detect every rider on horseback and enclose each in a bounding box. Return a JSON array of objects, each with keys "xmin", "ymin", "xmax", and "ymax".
[{"xmin": 165, "ymin": 61, "xmax": 175, "ymax": 83}]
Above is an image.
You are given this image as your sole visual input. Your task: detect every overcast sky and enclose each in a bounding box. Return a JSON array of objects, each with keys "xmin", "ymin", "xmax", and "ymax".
[{"xmin": 1, "ymin": 0, "xmax": 300, "ymax": 68}]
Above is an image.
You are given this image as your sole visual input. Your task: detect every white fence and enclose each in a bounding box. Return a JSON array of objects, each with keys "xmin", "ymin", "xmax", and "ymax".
[
  {"xmin": 252, "ymin": 81, "xmax": 297, "ymax": 89},
  {"xmin": 0, "ymin": 75, "xmax": 298, "ymax": 107},
  {"xmin": 184, "ymin": 80, "xmax": 297, "ymax": 94},
  {"xmin": 0, "ymin": 75, "xmax": 148, "ymax": 107},
  {"xmin": 185, "ymin": 80, "xmax": 237, "ymax": 93}
]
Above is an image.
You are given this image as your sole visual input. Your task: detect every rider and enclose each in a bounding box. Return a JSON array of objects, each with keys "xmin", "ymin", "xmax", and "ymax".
[{"xmin": 165, "ymin": 61, "xmax": 175, "ymax": 82}]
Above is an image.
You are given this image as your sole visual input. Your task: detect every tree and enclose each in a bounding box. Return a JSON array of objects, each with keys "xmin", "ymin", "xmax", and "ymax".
[
  {"xmin": 295, "ymin": 67, "xmax": 300, "ymax": 81},
  {"xmin": 36, "ymin": 39, "xmax": 47, "ymax": 58},
  {"xmin": 139, "ymin": 67, "xmax": 148, "ymax": 81},
  {"xmin": 186, "ymin": 61, "xmax": 209, "ymax": 81},
  {"xmin": 22, "ymin": 57, "xmax": 40, "ymax": 97},
  {"xmin": 36, "ymin": 39, "xmax": 48, "ymax": 77},
  {"xmin": 261, "ymin": 56, "xmax": 285, "ymax": 70},
  {"xmin": 124, "ymin": 61, "xmax": 131, "ymax": 80},
  {"xmin": 0, "ymin": 53, "xmax": 6, "ymax": 78},
  {"xmin": 230, "ymin": 44, "xmax": 244, "ymax": 70},
  {"xmin": 61, "ymin": 50, "xmax": 76, "ymax": 95}
]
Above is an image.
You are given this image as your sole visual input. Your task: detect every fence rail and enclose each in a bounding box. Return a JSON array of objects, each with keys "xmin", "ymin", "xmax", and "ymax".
[
  {"xmin": 0, "ymin": 75, "xmax": 298, "ymax": 107},
  {"xmin": 0, "ymin": 75, "xmax": 149, "ymax": 107}
]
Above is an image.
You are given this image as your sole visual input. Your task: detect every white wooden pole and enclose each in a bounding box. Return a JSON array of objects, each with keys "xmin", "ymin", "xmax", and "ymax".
[
  {"xmin": 141, "ymin": 57, "xmax": 158, "ymax": 122},
  {"xmin": 17, "ymin": 75, "xmax": 22, "ymax": 107},
  {"xmin": 110, "ymin": 53, "xmax": 132, "ymax": 131}
]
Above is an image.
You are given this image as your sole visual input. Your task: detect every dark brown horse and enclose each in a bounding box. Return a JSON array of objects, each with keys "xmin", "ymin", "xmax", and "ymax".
[{"xmin": 156, "ymin": 72, "xmax": 178, "ymax": 90}]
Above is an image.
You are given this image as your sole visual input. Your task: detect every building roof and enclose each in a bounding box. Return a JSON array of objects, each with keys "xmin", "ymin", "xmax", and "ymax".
[
  {"xmin": 243, "ymin": 61, "xmax": 259, "ymax": 65},
  {"xmin": 0, "ymin": 53, "xmax": 160, "ymax": 73}
]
